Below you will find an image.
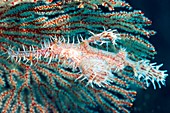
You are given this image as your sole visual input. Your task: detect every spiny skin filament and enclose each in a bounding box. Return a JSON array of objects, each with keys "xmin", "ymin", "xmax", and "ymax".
[{"xmin": 7, "ymin": 30, "xmax": 168, "ymax": 89}]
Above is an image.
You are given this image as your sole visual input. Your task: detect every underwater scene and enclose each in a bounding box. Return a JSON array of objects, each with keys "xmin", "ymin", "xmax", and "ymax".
[{"xmin": 0, "ymin": 0, "xmax": 169, "ymax": 113}]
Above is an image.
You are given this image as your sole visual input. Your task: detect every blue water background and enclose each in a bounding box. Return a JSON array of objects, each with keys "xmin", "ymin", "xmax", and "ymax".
[{"xmin": 128, "ymin": 0, "xmax": 170, "ymax": 113}]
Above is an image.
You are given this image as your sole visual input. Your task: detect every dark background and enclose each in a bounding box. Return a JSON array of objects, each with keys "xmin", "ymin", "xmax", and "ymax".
[{"xmin": 127, "ymin": 0, "xmax": 170, "ymax": 113}]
